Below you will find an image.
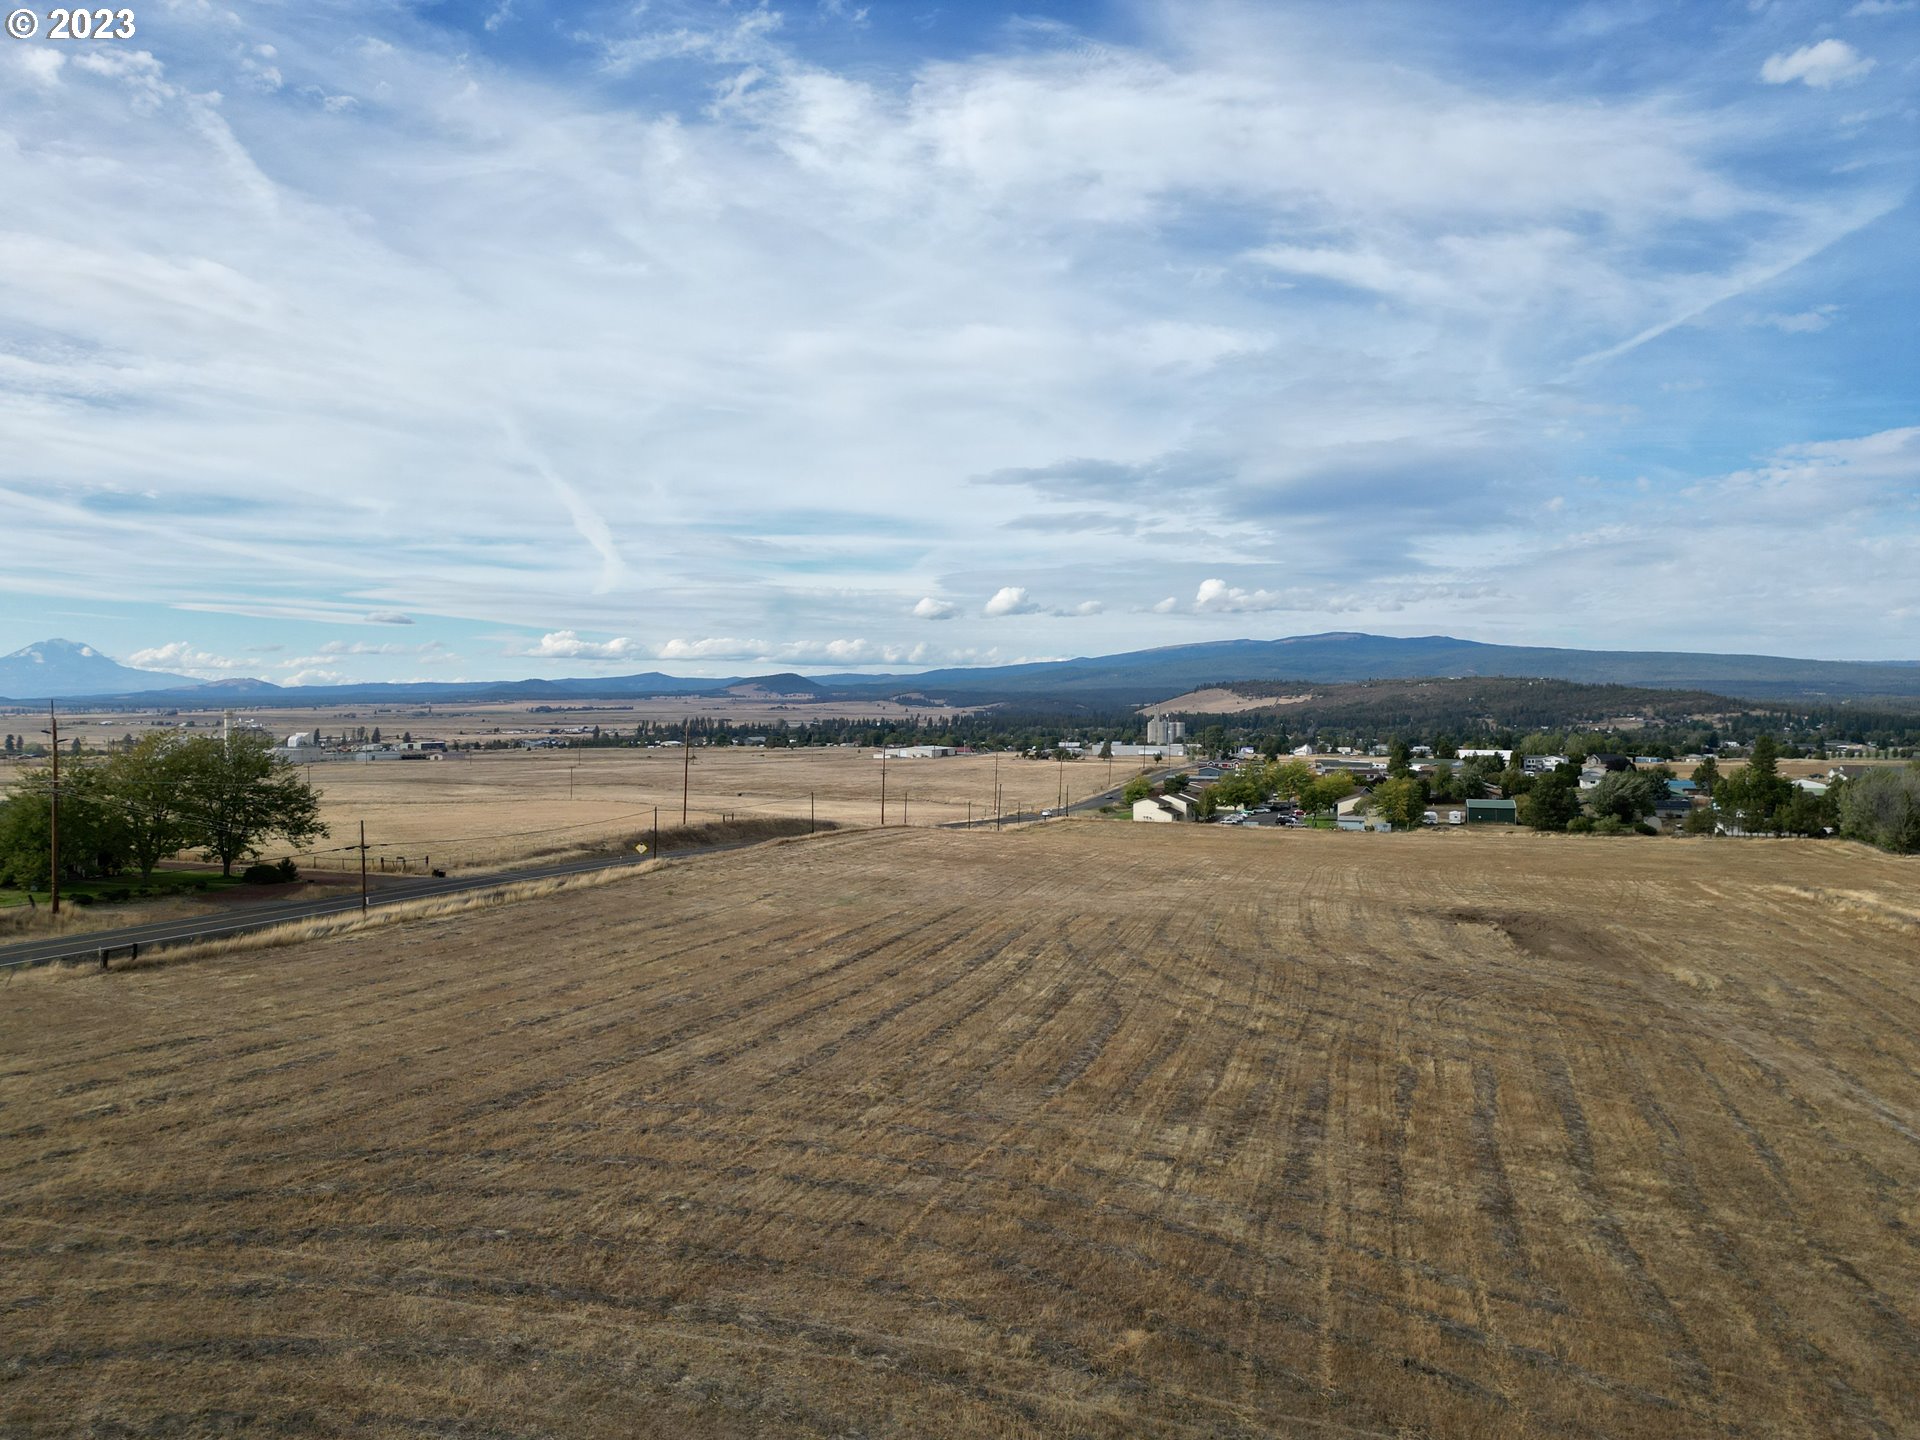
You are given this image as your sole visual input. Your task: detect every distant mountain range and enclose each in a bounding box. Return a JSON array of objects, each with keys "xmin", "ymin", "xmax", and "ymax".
[
  {"xmin": 3, "ymin": 632, "xmax": 1917, "ymax": 708},
  {"xmin": 0, "ymin": 639, "xmax": 197, "ymax": 699}
]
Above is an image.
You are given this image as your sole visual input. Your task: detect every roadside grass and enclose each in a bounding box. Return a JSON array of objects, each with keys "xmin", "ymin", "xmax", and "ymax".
[{"xmin": 107, "ymin": 861, "xmax": 665, "ymax": 974}]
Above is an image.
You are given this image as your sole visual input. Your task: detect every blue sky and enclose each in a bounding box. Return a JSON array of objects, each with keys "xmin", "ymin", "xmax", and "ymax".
[{"xmin": 2, "ymin": 0, "xmax": 1915, "ymax": 684}]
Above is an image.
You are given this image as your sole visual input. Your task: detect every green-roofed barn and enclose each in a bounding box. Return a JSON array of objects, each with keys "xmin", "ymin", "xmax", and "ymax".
[{"xmin": 1466, "ymin": 799, "xmax": 1518, "ymax": 825}]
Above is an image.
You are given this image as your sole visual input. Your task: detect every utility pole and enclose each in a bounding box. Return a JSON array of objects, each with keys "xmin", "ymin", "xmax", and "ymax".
[
  {"xmin": 44, "ymin": 703, "xmax": 59, "ymax": 915},
  {"xmin": 880, "ymin": 748, "xmax": 888, "ymax": 826},
  {"xmin": 359, "ymin": 820, "xmax": 368, "ymax": 913},
  {"xmin": 681, "ymin": 719, "xmax": 691, "ymax": 825},
  {"xmin": 809, "ymin": 791, "xmax": 815, "ymax": 835},
  {"xmin": 569, "ymin": 763, "xmax": 578, "ymax": 801},
  {"xmin": 902, "ymin": 791, "xmax": 908, "ymax": 827},
  {"xmin": 653, "ymin": 806, "xmax": 659, "ymax": 856},
  {"xmin": 967, "ymin": 800, "xmax": 972, "ymax": 829}
]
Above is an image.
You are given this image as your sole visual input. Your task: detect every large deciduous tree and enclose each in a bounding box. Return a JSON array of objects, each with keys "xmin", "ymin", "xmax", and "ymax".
[
  {"xmin": 176, "ymin": 733, "xmax": 328, "ymax": 876},
  {"xmin": 1836, "ymin": 766, "xmax": 1920, "ymax": 853},
  {"xmin": 0, "ymin": 764, "xmax": 130, "ymax": 890},
  {"xmin": 1585, "ymin": 771, "xmax": 1662, "ymax": 824},
  {"xmin": 100, "ymin": 734, "xmax": 198, "ymax": 882}
]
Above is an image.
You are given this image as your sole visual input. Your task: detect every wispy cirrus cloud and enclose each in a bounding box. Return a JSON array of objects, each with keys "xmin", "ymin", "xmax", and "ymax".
[{"xmin": 0, "ymin": 0, "xmax": 1912, "ymax": 675}]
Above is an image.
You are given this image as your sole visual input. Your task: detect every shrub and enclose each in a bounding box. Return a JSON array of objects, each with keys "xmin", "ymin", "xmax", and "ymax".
[
  {"xmin": 241, "ymin": 861, "xmax": 298, "ymax": 885},
  {"xmin": 1591, "ymin": 816, "xmax": 1629, "ymax": 836},
  {"xmin": 1566, "ymin": 816, "xmax": 1595, "ymax": 834},
  {"xmin": 1634, "ymin": 822, "xmax": 1658, "ymax": 836}
]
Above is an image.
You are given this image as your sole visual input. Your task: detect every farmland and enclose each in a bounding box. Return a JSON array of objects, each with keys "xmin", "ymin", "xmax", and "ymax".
[
  {"xmin": 3, "ymin": 824, "xmax": 1917, "ymax": 1437},
  {"xmin": 284, "ymin": 746, "xmax": 1130, "ymax": 871}
]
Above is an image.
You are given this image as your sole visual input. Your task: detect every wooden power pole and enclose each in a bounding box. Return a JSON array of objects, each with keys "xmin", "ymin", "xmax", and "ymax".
[{"xmin": 46, "ymin": 703, "xmax": 60, "ymax": 915}]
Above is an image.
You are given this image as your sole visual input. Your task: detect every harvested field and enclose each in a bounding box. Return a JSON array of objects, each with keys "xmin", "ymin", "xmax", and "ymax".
[
  {"xmin": 289, "ymin": 746, "xmax": 1126, "ymax": 872},
  {"xmin": 2, "ymin": 826, "xmax": 1917, "ymax": 1438}
]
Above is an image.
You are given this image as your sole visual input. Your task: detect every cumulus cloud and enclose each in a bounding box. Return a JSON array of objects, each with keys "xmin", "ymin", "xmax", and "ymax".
[
  {"xmin": 983, "ymin": 586, "xmax": 1041, "ymax": 617},
  {"xmin": 1070, "ymin": 600, "xmax": 1104, "ymax": 616},
  {"xmin": 1760, "ymin": 40, "xmax": 1876, "ymax": 88},
  {"xmin": 128, "ymin": 642, "xmax": 248, "ymax": 673},
  {"xmin": 912, "ymin": 596, "xmax": 958, "ymax": 620},
  {"xmin": 283, "ymin": 668, "xmax": 348, "ymax": 687},
  {"xmin": 1192, "ymin": 578, "xmax": 1310, "ymax": 614},
  {"xmin": 520, "ymin": 630, "xmax": 638, "ymax": 660}
]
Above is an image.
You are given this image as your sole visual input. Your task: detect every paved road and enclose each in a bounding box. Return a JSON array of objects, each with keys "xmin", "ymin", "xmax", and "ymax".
[{"xmin": 0, "ymin": 848, "xmax": 664, "ymax": 972}]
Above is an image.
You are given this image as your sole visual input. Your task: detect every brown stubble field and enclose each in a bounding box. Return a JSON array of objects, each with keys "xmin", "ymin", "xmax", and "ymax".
[
  {"xmin": 289, "ymin": 746, "xmax": 1128, "ymax": 872},
  {"xmin": 2, "ymin": 825, "xmax": 1917, "ymax": 1438}
]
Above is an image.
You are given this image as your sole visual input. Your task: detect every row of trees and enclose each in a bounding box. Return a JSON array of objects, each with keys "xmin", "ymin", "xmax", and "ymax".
[
  {"xmin": 1130, "ymin": 757, "xmax": 1359, "ymax": 817},
  {"xmin": 0, "ymin": 732, "xmax": 327, "ymax": 891}
]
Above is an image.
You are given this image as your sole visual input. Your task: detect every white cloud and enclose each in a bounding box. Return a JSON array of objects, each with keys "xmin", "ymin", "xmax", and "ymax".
[
  {"xmin": 316, "ymin": 639, "xmax": 444, "ymax": 656},
  {"xmin": 1070, "ymin": 600, "xmax": 1104, "ymax": 616},
  {"xmin": 520, "ymin": 630, "xmax": 638, "ymax": 660},
  {"xmin": 653, "ymin": 636, "xmax": 931, "ymax": 666},
  {"xmin": 912, "ymin": 596, "xmax": 958, "ymax": 620},
  {"xmin": 283, "ymin": 668, "xmax": 348, "ymax": 687},
  {"xmin": 127, "ymin": 641, "xmax": 247, "ymax": 673},
  {"xmin": 0, "ymin": 2, "xmax": 1909, "ymax": 664},
  {"xmin": 983, "ymin": 586, "xmax": 1040, "ymax": 617},
  {"xmin": 1193, "ymin": 578, "xmax": 1304, "ymax": 614},
  {"xmin": 1755, "ymin": 305, "xmax": 1839, "ymax": 333},
  {"xmin": 1760, "ymin": 40, "xmax": 1876, "ymax": 88},
  {"xmin": 1847, "ymin": 1, "xmax": 1914, "ymax": 15},
  {"xmin": 1151, "ymin": 597, "xmax": 1179, "ymax": 614}
]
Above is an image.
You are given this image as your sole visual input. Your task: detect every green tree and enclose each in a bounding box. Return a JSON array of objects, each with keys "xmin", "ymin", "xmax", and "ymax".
[
  {"xmin": 1387, "ymin": 739, "xmax": 1412, "ymax": 778},
  {"xmin": 1586, "ymin": 771, "xmax": 1662, "ymax": 824},
  {"xmin": 1270, "ymin": 759, "xmax": 1315, "ymax": 801},
  {"xmin": 1520, "ymin": 772, "xmax": 1582, "ymax": 831},
  {"xmin": 1681, "ymin": 805, "xmax": 1717, "ymax": 836},
  {"xmin": 1099, "ymin": 739, "xmax": 1113, "ymax": 760},
  {"xmin": 100, "ymin": 734, "xmax": 199, "ymax": 882},
  {"xmin": 1717, "ymin": 737, "xmax": 1793, "ymax": 833},
  {"xmin": 1690, "ymin": 757, "xmax": 1720, "ymax": 796},
  {"xmin": 176, "ymin": 733, "xmax": 329, "ymax": 876},
  {"xmin": 1836, "ymin": 765, "xmax": 1920, "ymax": 853},
  {"xmin": 1122, "ymin": 775, "xmax": 1152, "ymax": 805},
  {"xmin": 0, "ymin": 763, "xmax": 130, "ymax": 890},
  {"xmin": 1303, "ymin": 772, "xmax": 1355, "ymax": 814},
  {"xmin": 1372, "ymin": 776, "xmax": 1426, "ymax": 829}
]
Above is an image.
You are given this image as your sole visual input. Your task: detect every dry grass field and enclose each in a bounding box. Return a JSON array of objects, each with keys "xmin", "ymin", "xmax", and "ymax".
[
  {"xmin": 26, "ymin": 693, "xmax": 976, "ymax": 749},
  {"xmin": 3, "ymin": 825, "xmax": 1917, "ymax": 1438},
  {"xmin": 290, "ymin": 746, "xmax": 1131, "ymax": 872}
]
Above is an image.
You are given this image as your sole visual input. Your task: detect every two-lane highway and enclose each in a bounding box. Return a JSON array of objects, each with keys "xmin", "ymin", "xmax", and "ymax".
[{"xmin": 0, "ymin": 849, "xmax": 657, "ymax": 972}]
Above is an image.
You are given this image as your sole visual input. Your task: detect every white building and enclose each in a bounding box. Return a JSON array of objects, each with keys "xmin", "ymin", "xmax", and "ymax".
[
  {"xmin": 877, "ymin": 745, "xmax": 957, "ymax": 759},
  {"xmin": 1133, "ymin": 797, "xmax": 1182, "ymax": 822},
  {"xmin": 1145, "ymin": 717, "xmax": 1187, "ymax": 745},
  {"xmin": 1107, "ymin": 742, "xmax": 1187, "ymax": 759}
]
